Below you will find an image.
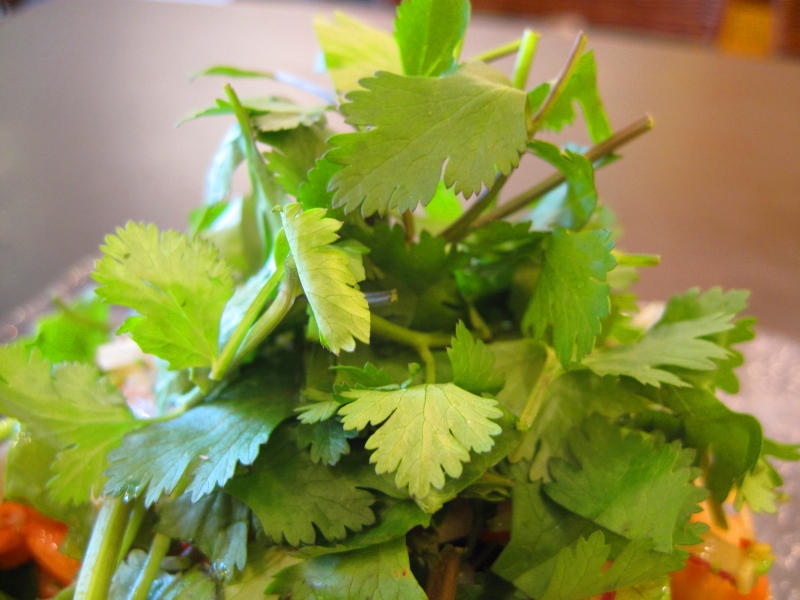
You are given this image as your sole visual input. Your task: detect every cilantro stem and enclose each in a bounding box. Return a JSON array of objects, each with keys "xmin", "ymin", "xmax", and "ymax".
[
  {"xmin": 511, "ymin": 29, "xmax": 539, "ymax": 91},
  {"xmin": 402, "ymin": 210, "xmax": 416, "ymax": 243},
  {"xmin": 231, "ymin": 264, "xmax": 300, "ymax": 369},
  {"xmin": 116, "ymin": 495, "xmax": 146, "ymax": 563},
  {"xmin": 440, "ymin": 174, "xmax": 508, "ymax": 242},
  {"xmin": 469, "ymin": 38, "xmax": 523, "ymax": 63},
  {"xmin": 528, "ymin": 31, "xmax": 587, "ymax": 137},
  {"xmin": 369, "ymin": 314, "xmax": 452, "ymax": 384},
  {"xmin": 74, "ymin": 496, "xmax": 131, "ymax": 600},
  {"xmin": 517, "ymin": 345, "xmax": 563, "ymax": 431},
  {"xmin": 473, "ymin": 115, "xmax": 654, "ymax": 227},
  {"xmin": 224, "ymin": 84, "xmax": 284, "ymax": 265},
  {"xmin": 211, "ymin": 262, "xmax": 284, "ymax": 380},
  {"xmin": 126, "ymin": 533, "xmax": 171, "ymax": 600}
]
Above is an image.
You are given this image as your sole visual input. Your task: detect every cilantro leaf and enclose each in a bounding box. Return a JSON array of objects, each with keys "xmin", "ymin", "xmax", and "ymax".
[
  {"xmin": 105, "ymin": 369, "xmax": 295, "ymax": 504},
  {"xmin": 225, "ymin": 428, "xmax": 376, "ymax": 546},
  {"xmin": 333, "ymin": 362, "xmax": 394, "ymax": 389},
  {"xmin": 297, "ymin": 158, "xmax": 341, "ymax": 211},
  {"xmin": 266, "ymin": 537, "xmax": 427, "ymax": 600},
  {"xmin": 156, "ymin": 489, "xmax": 249, "ymax": 578},
  {"xmin": 583, "ymin": 313, "xmax": 735, "ymax": 387},
  {"xmin": 26, "ymin": 293, "xmax": 110, "ymax": 364},
  {"xmin": 494, "ymin": 480, "xmax": 684, "ymax": 600},
  {"xmin": 543, "ymin": 417, "xmax": 701, "ymax": 552},
  {"xmin": 93, "ymin": 222, "xmax": 235, "ymax": 370},
  {"xmin": 294, "ymin": 419, "xmax": 356, "ymax": 466},
  {"xmin": 295, "ymin": 498, "xmax": 430, "ymax": 558},
  {"xmin": 261, "ymin": 123, "xmax": 330, "ymax": 197},
  {"xmin": 281, "ymin": 204, "xmax": 370, "ymax": 354},
  {"xmin": 204, "ymin": 124, "xmax": 244, "ymax": 206},
  {"xmin": 651, "ymin": 386, "xmax": 761, "ymax": 503},
  {"xmin": 522, "ymin": 228, "xmax": 616, "ymax": 367},
  {"xmin": 657, "ymin": 287, "xmax": 754, "ymax": 393},
  {"xmin": 327, "ymin": 63, "xmax": 528, "ymax": 215},
  {"xmin": 223, "ymin": 545, "xmax": 300, "ymax": 600},
  {"xmin": 109, "ymin": 552, "xmax": 219, "ymax": 600},
  {"xmin": 339, "ymin": 383, "xmax": 503, "ymax": 498},
  {"xmin": 735, "ymin": 458, "xmax": 780, "ymax": 513},
  {"xmin": 488, "ymin": 339, "xmax": 547, "ymax": 415},
  {"xmin": 295, "ymin": 399, "xmax": 341, "ymax": 424},
  {"xmin": 0, "ymin": 346, "xmax": 142, "ymax": 504},
  {"xmin": 314, "ymin": 12, "xmax": 402, "ymax": 96},
  {"xmin": 542, "ymin": 51, "xmax": 611, "ymax": 144},
  {"xmin": 393, "ymin": 0, "xmax": 470, "ymax": 77},
  {"xmin": 527, "ymin": 140, "xmax": 597, "ymax": 231},
  {"xmin": 447, "ymin": 321, "xmax": 505, "ymax": 396}
]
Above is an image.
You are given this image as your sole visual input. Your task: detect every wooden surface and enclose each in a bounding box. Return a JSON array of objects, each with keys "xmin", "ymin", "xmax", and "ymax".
[{"xmin": 0, "ymin": 0, "xmax": 799, "ymax": 339}]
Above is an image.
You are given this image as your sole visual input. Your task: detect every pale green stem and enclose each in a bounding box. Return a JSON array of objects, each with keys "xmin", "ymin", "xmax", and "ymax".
[
  {"xmin": 473, "ymin": 115, "xmax": 654, "ymax": 227},
  {"xmin": 211, "ymin": 263, "xmax": 284, "ymax": 380},
  {"xmin": 125, "ymin": 533, "xmax": 172, "ymax": 600},
  {"xmin": 517, "ymin": 346, "xmax": 563, "ymax": 431},
  {"xmin": 370, "ymin": 314, "xmax": 452, "ymax": 385},
  {"xmin": 511, "ymin": 29, "xmax": 539, "ymax": 90},
  {"xmin": 469, "ymin": 38, "xmax": 523, "ymax": 63},
  {"xmin": 116, "ymin": 496, "xmax": 146, "ymax": 563},
  {"xmin": 51, "ymin": 297, "xmax": 110, "ymax": 332},
  {"xmin": 528, "ymin": 31, "xmax": 587, "ymax": 137},
  {"xmin": 440, "ymin": 174, "xmax": 507, "ymax": 242},
  {"xmin": 231, "ymin": 266, "xmax": 300, "ymax": 369},
  {"xmin": 74, "ymin": 496, "xmax": 131, "ymax": 600}
]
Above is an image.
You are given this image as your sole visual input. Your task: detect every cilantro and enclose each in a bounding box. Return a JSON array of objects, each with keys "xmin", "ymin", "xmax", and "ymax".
[
  {"xmin": 293, "ymin": 419, "xmax": 356, "ymax": 466},
  {"xmin": 394, "ymin": 0, "xmax": 470, "ymax": 77},
  {"xmin": 27, "ymin": 294, "xmax": 109, "ymax": 364},
  {"xmin": 314, "ymin": 12, "xmax": 402, "ymax": 95},
  {"xmin": 281, "ymin": 204, "xmax": 371, "ymax": 354},
  {"xmin": 225, "ymin": 428, "xmax": 376, "ymax": 546},
  {"xmin": 105, "ymin": 370, "xmax": 295, "ymax": 504},
  {"xmin": 267, "ymin": 537, "xmax": 427, "ymax": 600},
  {"xmin": 327, "ymin": 63, "xmax": 528, "ymax": 215},
  {"xmin": 447, "ymin": 321, "xmax": 505, "ymax": 396},
  {"xmin": 203, "ymin": 123, "xmax": 244, "ymax": 206},
  {"xmin": 339, "ymin": 383, "xmax": 503, "ymax": 498},
  {"xmin": 223, "ymin": 545, "xmax": 300, "ymax": 599},
  {"xmin": 156, "ymin": 490, "xmax": 249, "ymax": 578},
  {"xmin": 93, "ymin": 222, "xmax": 235, "ymax": 369},
  {"xmin": 527, "ymin": 140, "xmax": 597, "ymax": 231},
  {"xmin": 543, "ymin": 417, "xmax": 701, "ymax": 553},
  {"xmin": 0, "ymin": 346, "xmax": 143, "ymax": 504},
  {"xmin": 261, "ymin": 123, "xmax": 330, "ymax": 197},
  {"xmin": 583, "ymin": 313, "xmax": 735, "ymax": 387},
  {"xmin": 522, "ymin": 228, "xmax": 616, "ymax": 367}
]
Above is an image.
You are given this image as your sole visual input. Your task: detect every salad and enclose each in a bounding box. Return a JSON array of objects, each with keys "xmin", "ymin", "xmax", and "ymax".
[{"xmin": 1, "ymin": 0, "xmax": 798, "ymax": 598}]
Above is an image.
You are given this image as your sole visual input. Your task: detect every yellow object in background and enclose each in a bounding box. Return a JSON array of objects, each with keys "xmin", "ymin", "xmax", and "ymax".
[{"xmin": 718, "ymin": 0, "xmax": 773, "ymax": 56}]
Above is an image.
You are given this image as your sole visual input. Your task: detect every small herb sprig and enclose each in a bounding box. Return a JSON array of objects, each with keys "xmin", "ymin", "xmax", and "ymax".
[{"xmin": 1, "ymin": 1, "xmax": 798, "ymax": 599}]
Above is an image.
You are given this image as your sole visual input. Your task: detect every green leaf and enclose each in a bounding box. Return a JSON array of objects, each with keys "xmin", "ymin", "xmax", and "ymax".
[
  {"xmin": 522, "ymin": 228, "xmax": 616, "ymax": 367},
  {"xmin": 488, "ymin": 339, "xmax": 547, "ymax": 416},
  {"xmin": 735, "ymin": 459, "xmax": 779, "ymax": 514},
  {"xmin": 327, "ymin": 62, "xmax": 528, "ymax": 215},
  {"xmin": 542, "ymin": 51, "xmax": 611, "ymax": 144},
  {"xmin": 93, "ymin": 222, "xmax": 235, "ymax": 370},
  {"xmin": 281, "ymin": 204, "xmax": 370, "ymax": 354},
  {"xmin": 493, "ymin": 480, "xmax": 684, "ymax": 599},
  {"xmin": 652, "ymin": 386, "xmax": 762, "ymax": 503},
  {"xmin": 3, "ymin": 429, "xmax": 93, "ymax": 556},
  {"xmin": 339, "ymin": 382, "xmax": 503, "ymax": 498},
  {"xmin": 266, "ymin": 537, "xmax": 427, "ymax": 600},
  {"xmin": 109, "ymin": 551, "xmax": 220, "ymax": 600},
  {"xmin": 295, "ymin": 497, "xmax": 430, "ymax": 558},
  {"xmin": 223, "ymin": 545, "xmax": 300, "ymax": 599},
  {"xmin": 297, "ymin": 158, "xmax": 341, "ymax": 211},
  {"xmin": 657, "ymin": 288, "xmax": 754, "ymax": 393},
  {"xmin": 314, "ymin": 12, "xmax": 402, "ymax": 95},
  {"xmin": 0, "ymin": 346, "xmax": 142, "ymax": 504},
  {"xmin": 105, "ymin": 369, "xmax": 295, "ymax": 504},
  {"xmin": 447, "ymin": 321, "xmax": 505, "ymax": 396},
  {"xmin": 333, "ymin": 363, "xmax": 394, "ymax": 389},
  {"xmin": 26, "ymin": 293, "xmax": 109, "ymax": 364},
  {"xmin": 417, "ymin": 180, "xmax": 463, "ymax": 235},
  {"xmin": 527, "ymin": 141, "xmax": 597, "ymax": 231},
  {"xmin": 583, "ymin": 313, "xmax": 735, "ymax": 387},
  {"xmin": 225, "ymin": 428, "xmax": 375, "ymax": 546},
  {"xmin": 262, "ymin": 124, "xmax": 330, "ymax": 197},
  {"xmin": 763, "ymin": 438, "xmax": 800, "ymax": 461},
  {"xmin": 294, "ymin": 419, "xmax": 356, "ymax": 466},
  {"xmin": 393, "ymin": 0, "xmax": 470, "ymax": 77},
  {"xmin": 543, "ymin": 417, "xmax": 701, "ymax": 552},
  {"xmin": 295, "ymin": 399, "xmax": 341, "ymax": 424},
  {"xmin": 156, "ymin": 489, "xmax": 249, "ymax": 578}
]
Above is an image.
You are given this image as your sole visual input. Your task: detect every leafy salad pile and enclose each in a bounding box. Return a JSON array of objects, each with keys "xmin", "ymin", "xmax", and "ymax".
[{"xmin": 1, "ymin": 1, "xmax": 798, "ymax": 599}]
